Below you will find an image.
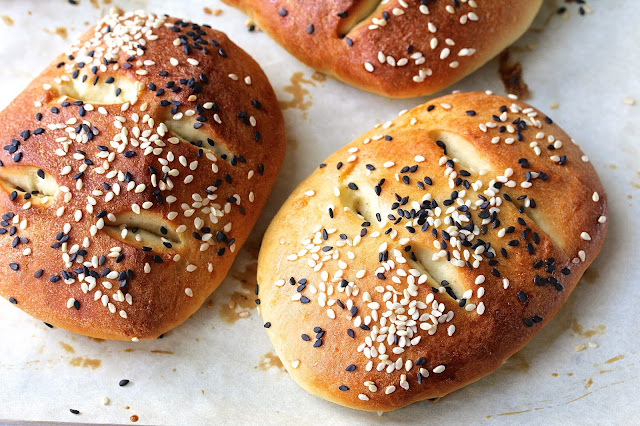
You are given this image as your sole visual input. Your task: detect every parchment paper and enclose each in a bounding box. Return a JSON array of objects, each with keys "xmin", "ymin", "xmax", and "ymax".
[{"xmin": 0, "ymin": 0, "xmax": 637, "ymax": 424}]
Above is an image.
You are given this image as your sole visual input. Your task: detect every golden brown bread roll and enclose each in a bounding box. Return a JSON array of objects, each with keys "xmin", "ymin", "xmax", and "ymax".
[
  {"xmin": 223, "ymin": 0, "xmax": 543, "ymax": 98},
  {"xmin": 0, "ymin": 10, "xmax": 286, "ymax": 340},
  {"xmin": 257, "ymin": 92, "xmax": 607, "ymax": 411}
]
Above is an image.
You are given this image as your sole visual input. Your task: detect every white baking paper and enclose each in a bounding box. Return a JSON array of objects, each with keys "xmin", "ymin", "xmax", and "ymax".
[{"xmin": 0, "ymin": 0, "xmax": 637, "ymax": 424}]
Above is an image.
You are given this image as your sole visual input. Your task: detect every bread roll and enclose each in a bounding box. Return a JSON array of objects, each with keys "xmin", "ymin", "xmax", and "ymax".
[
  {"xmin": 257, "ymin": 92, "xmax": 607, "ymax": 411},
  {"xmin": 0, "ymin": 10, "xmax": 286, "ymax": 340},
  {"xmin": 224, "ymin": 0, "xmax": 543, "ymax": 98}
]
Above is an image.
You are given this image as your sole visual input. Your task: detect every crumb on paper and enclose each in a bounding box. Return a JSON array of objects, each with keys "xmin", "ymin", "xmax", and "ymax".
[
  {"xmin": 204, "ymin": 7, "xmax": 222, "ymax": 16},
  {"xmin": 575, "ymin": 344, "xmax": 586, "ymax": 352},
  {"xmin": 550, "ymin": 102, "xmax": 559, "ymax": 110},
  {"xmin": 1, "ymin": 15, "xmax": 14, "ymax": 26},
  {"xmin": 623, "ymin": 97, "xmax": 635, "ymax": 106},
  {"xmin": 588, "ymin": 341, "xmax": 598, "ymax": 349},
  {"xmin": 102, "ymin": 396, "xmax": 110, "ymax": 405}
]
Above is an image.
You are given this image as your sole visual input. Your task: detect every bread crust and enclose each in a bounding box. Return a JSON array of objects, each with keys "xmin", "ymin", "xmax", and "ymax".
[
  {"xmin": 258, "ymin": 92, "xmax": 607, "ymax": 411},
  {"xmin": 224, "ymin": 0, "xmax": 543, "ymax": 98},
  {"xmin": 0, "ymin": 11, "xmax": 285, "ymax": 340}
]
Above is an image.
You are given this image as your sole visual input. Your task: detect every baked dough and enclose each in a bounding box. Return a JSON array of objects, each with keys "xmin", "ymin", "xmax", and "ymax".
[
  {"xmin": 224, "ymin": 0, "xmax": 543, "ymax": 98},
  {"xmin": 258, "ymin": 91, "xmax": 607, "ymax": 411},
  {"xmin": 0, "ymin": 10, "xmax": 285, "ymax": 340}
]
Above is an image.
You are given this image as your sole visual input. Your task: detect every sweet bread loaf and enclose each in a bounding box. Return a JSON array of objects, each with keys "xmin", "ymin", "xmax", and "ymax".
[
  {"xmin": 257, "ymin": 92, "xmax": 607, "ymax": 410},
  {"xmin": 224, "ymin": 0, "xmax": 543, "ymax": 98},
  {"xmin": 0, "ymin": 10, "xmax": 286, "ymax": 340}
]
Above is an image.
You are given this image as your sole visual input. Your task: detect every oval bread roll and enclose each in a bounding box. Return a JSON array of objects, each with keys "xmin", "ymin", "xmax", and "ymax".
[
  {"xmin": 258, "ymin": 92, "xmax": 607, "ymax": 411},
  {"xmin": 0, "ymin": 10, "xmax": 286, "ymax": 340},
  {"xmin": 224, "ymin": 0, "xmax": 543, "ymax": 98}
]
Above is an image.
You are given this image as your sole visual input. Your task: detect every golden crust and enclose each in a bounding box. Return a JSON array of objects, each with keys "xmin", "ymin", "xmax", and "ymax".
[
  {"xmin": 258, "ymin": 92, "xmax": 607, "ymax": 411},
  {"xmin": 224, "ymin": 0, "xmax": 543, "ymax": 98},
  {"xmin": 0, "ymin": 11, "xmax": 285, "ymax": 340}
]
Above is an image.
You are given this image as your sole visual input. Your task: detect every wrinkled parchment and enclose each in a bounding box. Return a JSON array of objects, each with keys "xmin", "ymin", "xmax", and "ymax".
[{"xmin": 0, "ymin": 0, "xmax": 637, "ymax": 423}]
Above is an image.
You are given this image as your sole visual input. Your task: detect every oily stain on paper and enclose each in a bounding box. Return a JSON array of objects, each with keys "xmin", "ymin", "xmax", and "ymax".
[
  {"xmin": 488, "ymin": 353, "xmax": 634, "ymax": 419},
  {"xmin": 279, "ymin": 72, "xmax": 316, "ymax": 116},
  {"xmin": 218, "ymin": 259, "xmax": 258, "ymax": 324},
  {"xmin": 571, "ymin": 320, "xmax": 606, "ymax": 339},
  {"xmin": 218, "ymin": 238, "xmax": 262, "ymax": 324},
  {"xmin": 581, "ymin": 267, "xmax": 600, "ymax": 284},
  {"xmin": 1, "ymin": 15, "xmax": 14, "ymax": 26},
  {"xmin": 59, "ymin": 341, "xmax": 75, "ymax": 354},
  {"xmin": 44, "ymin": 27, "xmax": 68, "ymax": 39},
  {"xmin": 257, "ymin": 351, "xmax": 285, "ymax": 372},
  {"xmin": 501, "ymin": 352, "xmax": 531, "ymax": 373},
  {"xmin": 69, "ymin": 357, "xmax": 102, "ymax": 369}
]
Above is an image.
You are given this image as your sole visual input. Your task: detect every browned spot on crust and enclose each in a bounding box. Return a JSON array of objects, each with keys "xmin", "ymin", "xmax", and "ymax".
[
  {"xmin": 278, "ymin": 72, "xmax": 315, "ymax": 114},
  {"xmin": 150, "ymin": 350, "xmax": 173, "ymax": 355},
  {"xmin": 257, "ymin": 351, "xmax": 285, "ymax": 372},
  {"xmin": 130, "ymin": 415, "xmax": 139, "ymax": 422},
  {"xmin": 571, "ymin": 320, "xmax": 606, "ymax": 338},
  {"xmin": 498, "ymin": 49, "xmax": 529, "ymax": 100},
  {"xmin": 1, "ymin": 15, "xmax": 14, "ymax": 26},
  {"xmin": 69, "ymin": 356, "xmax": 101, "ymax": 369},
  {"xmin": 59, "ymin": 341, "xmax": 75, "ymax": 353}
]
